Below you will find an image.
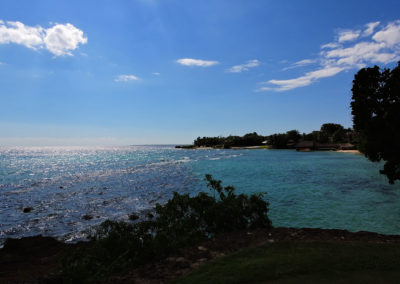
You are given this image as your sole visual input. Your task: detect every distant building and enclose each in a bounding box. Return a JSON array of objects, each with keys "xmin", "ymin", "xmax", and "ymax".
[
  {"xmin": 295, "ymin": 141, "xmax": 315, "ymax": 151},
  {"xmin": 295, "ymin": 141, "xmax": 356, "ymax": 151},
  {"xmin": 286, "ymin": 139, "xmax": 296, "ymax": 149},
  {"xmin": 315, "ymin": 143, "xmax": 338, "ymax": 151},
  {"xmin": 339, "ymin": 143, "xmax": 356, "ymax": 150}
]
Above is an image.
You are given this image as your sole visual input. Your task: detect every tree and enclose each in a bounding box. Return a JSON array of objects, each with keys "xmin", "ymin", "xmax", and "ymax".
[
  {"xmin": 286, "ymin": 130, "xmax": 301, "ymax": 142},
  {"xmin": 351, "ymin": 62, "xmax": 400, "ymax": 183},
  {"xmin": 320, "ymin": 123, "xmax": 345, "ymax": 143},
  {"xmin": 267, "ymin": 133, "xmax": 289, "ymax": 148}
]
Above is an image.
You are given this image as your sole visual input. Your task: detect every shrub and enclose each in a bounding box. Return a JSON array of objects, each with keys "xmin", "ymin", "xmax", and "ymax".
[{"xmin": 59, "ymin": 175, "xmax": 271, "ymax": 281}]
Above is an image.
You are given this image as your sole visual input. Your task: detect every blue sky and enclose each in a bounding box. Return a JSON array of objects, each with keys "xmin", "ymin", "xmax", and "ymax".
[{"xmin": 1, "ymin": 0, "xmax": 400, "ymax": 145}]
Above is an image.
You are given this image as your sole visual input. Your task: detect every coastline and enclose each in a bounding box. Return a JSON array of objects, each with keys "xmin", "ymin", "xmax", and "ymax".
[
  {"xmin": 177, "ymin": 145, "xmax": 360, "ymax": 153},
  {"xmin": 336, "ymin": 149, "xmax": 361, "ymax": 154},
  {"xmin": 1, "ymin": 227, "xmax": 399, "ymax": 283}
]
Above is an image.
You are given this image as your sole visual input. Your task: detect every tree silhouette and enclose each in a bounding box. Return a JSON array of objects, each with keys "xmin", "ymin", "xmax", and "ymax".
[{"xmin": 351, "ymin": 62, "xmax": 400, "ymax": 183}]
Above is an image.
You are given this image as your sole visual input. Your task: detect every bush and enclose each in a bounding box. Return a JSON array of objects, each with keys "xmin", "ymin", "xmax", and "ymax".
[{"xmin": 59, "ymin": 175, "xmax": 271, "ymax": 281}]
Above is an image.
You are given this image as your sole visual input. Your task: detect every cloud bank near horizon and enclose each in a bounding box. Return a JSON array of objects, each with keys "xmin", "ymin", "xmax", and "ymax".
[
  {"xmin": 260, "ymin": 20, "xmax": 400, "ymax": 92},
  {"xmin": 0, "ymin": 20, "xmax": 87, "ymax": 56}
]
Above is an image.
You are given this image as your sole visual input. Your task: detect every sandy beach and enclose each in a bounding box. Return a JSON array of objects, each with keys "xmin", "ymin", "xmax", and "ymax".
[{"xmin": 336, "ymin": 150, "xmax": 361, "ymax": 154}]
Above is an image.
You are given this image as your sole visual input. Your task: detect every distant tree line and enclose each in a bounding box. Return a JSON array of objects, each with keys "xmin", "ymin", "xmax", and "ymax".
[
  {"xmin": 193, "ymin": 123, "xmax": 355, "ymax": 148},
  {"xmin": 194, "ymin": 132, "xmax": 265, "ymax": 148}
]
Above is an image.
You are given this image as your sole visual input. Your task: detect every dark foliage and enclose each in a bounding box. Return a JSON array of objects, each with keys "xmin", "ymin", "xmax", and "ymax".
[
  {"xmin": 266, "ymin": 133, "xmax": 290, "ymax": 149},
  {"xmin": 286, "ymin": 130, "xmax": 302, "ymax": 143},
  {"xmin": 59, "ymin": 175, "xmax": 271, "ymax": 281},
  {"xmin": 351, "ymin": 62, "xmax": 400, "ymax": 183},
  {"xmin": 194, "ymin": 136, "xmax": 226, "ymax": 147},
  {"xmin": 192, "ymin": 126, "xmax": 354, "ymax": 149},
  {"xmin": 320, "ymin": 123, "xmax": 346, "ymax": 143},
  {"xmin": 194, "ymin": 132, "xmax": 266, "ymax": 148}
]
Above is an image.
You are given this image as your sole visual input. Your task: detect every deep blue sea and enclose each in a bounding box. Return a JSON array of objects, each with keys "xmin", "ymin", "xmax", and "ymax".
[{"xmin": 1, "ymin": 145, "xmax": 399, "ymax": 246}]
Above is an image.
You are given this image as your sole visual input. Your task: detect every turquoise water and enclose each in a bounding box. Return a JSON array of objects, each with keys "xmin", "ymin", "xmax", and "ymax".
[{"xmin": 0, "ymin": 146, "xmax": 399, "ymax": 245}]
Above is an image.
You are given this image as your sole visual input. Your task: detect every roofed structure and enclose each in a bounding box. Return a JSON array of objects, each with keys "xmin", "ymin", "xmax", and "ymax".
[{"xmin": 295, "ymin": 141, "xmax": 315, "ymax": 151}]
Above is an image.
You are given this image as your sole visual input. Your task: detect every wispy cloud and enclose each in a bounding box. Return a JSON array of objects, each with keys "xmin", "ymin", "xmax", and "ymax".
[
  {"xmin": 282, "ymin": 59, "xmax": 317, "ymax": 71},
  {"xmin": 261, "ymin": 20, "xmax": 400, "ymax": 92},
  {"xmin": 115, "ymin": 74, "xmax": 140, "ymax": 82},
  {"xmin": 321, "ymin": 42, "xmax": 339, "ymax": 49},
  {"xmin": 338, "ymin": 29, "xmax": 360, "ymax": 42},
  {"xmin": 227, "ymin": 59, "xmax": 260, "ymax": 73},
  {"xmin": 259, "ymin": 66, "xmax": 344, "ymax": 92},
  {"xmin": 363, "ymin": 21, "xmax": 380, "ymax": 36},
  {"xmin": 152, "ymin": 72, "xmax": 160, "ymax": 75},
  {"xmin": 176, "ymin": 58, "xmax": 219, "ymax": 67},
  {"xmin": 0, "ymin": 20, "xmax": 87, "ymax": 56}
]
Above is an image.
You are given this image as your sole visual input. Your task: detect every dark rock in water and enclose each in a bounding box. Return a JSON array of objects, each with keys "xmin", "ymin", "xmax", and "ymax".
[
  {"xmin": 103, "ymin": 187, "xmax": 108, "ymax": 190},
  {"xmin": 82, "ymin": 214, "xmax": 93, "ymax": 220},
  {"xmin": 146, "ymin": 213, "xmax": 154, "ymax": 219},
  {"xmin": 23, "ymin": 207, "xmax": 33, "ymax": 213},
  {"xmin": 59, "ymin": 186, "xmax": 64, "ymax": 189},
  {"xmin": 129, "ymin": 213, "xmax": 140, "ymax": 221}
]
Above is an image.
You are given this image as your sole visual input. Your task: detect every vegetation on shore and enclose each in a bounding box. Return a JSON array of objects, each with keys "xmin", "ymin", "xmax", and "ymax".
[
  {"xmin": 3, "ymin": 227, "xmax": 400, "ymax": 283},
  {"xmin": 57, "ymin": 175, "xmax": 271, "ymax": 282},
  {"xmin": 190, "ymin": 123, "xmax": 355, "ymax": 149}
]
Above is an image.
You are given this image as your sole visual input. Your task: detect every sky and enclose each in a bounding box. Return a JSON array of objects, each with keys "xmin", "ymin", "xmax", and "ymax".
[{"xmin": 1, "ymin": 0, "xmax": 400, "ymax": 145}]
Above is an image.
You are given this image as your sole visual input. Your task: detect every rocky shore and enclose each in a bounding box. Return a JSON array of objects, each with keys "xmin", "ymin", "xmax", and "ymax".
[{"xmin": 1, "ymin": 227, "xmax": 399, "ymax": 283}]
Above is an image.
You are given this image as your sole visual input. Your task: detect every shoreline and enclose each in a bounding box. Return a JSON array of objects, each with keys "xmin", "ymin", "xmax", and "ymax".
[
  {"xmin": 177, "ymin": 145, "xmax": 361, "ymax": 153},
  {"xmin": 1, "ymin": 227, "xmax": 399, "ymax": 282},
  {"xmin": 336, "ymin": 149, "xmax": 361, "ymax": 154}
]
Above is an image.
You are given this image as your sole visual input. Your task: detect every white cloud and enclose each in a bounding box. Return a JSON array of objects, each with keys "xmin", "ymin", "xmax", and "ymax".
[
  {"xmin": 262, "ymin": 20, "xmax": 400, "ymax": 92},
  {"xmin": 323, "ymin": 41, "xmax": 397, "ymax": 66},
  {"xmin": 176, "ymin": 58, "xmax": 219, "ymax": 67},
  {"xmin": 0, "ymin": 21, "xmax": 43, "ymax": 49},
  {"xmin": 293, "ymin": 59, "xmax": 315, "ymax": 66},
  {"xmin": 321, "ymin": 42, "xmax": 339, "ymax": 49},
  {"xmin": 338, "ymin": 29, "xmax": 360, "ymax": 42},
  {"xmin": 152, "ymin": 72, "xmax": 160, "ymax": 75},
  {"xmin": 363, "ymin": 21, "xmax": 380, "ymax": 36},
  {"xmin": 0, "ymin": 20, "xmax": 87, "ymax": 56},
  {"xmin": 372, "ymin": 20, "xmax": 400, "ymax": 47},
  {"xmin": 227, "ymin": 59, "xmax": 260, "ymax": 73},
  {"xmin": 44, "ymin": 23, "xmax": 87, "ymax": 56},
  {"xmin": 282, "ymin": 59, "xmax": 316, "ymax": 70},
  {"xmin": 115, "ymin": 74, "xmax": 140, "ymax": 82},
  {"xmin": 260, "ymin": 66, "xmax": 344, "ymax": 92}
]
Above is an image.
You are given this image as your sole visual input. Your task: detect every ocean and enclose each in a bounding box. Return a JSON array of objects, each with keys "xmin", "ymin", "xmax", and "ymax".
[{"xmin": 1, "ymin": 145, "xmax": 399, "ymax": 246}]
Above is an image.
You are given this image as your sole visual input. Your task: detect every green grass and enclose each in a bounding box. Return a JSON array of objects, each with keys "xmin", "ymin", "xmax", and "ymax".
[{"xmin": 173, "ymin": 241, "xmax": 400, "ymax": 284}]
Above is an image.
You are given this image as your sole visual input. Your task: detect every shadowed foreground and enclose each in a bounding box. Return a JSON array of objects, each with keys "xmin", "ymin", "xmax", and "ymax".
[
  {"xmin": 1, "ymin": 227, "xmax": 400, "ymax": 283},
  {"xmin": 174, "ymin": 241, "xmax": 400, "ymax": 284}
]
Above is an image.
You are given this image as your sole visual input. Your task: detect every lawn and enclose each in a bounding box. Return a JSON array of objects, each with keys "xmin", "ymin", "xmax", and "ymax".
[{"xmin": 174, "ymin": 241, "xmax": 400, "ymax": 283}]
